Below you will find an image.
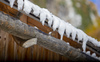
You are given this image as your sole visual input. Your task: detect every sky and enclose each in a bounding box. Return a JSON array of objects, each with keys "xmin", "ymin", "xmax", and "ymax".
[{"xmin": 89, "ymin": 0, "xmax": 100, "ymax": 16}]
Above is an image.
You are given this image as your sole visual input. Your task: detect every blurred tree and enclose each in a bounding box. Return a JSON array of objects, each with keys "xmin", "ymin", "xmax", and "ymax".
[{"xmin": 31, "ymin": 0, "xmax": 46, "ymax": 8}]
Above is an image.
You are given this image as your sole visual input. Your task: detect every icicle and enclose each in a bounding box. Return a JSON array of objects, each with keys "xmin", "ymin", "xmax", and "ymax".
[
  {"xmin": 58, "ymin": 20, "xmax": 66, "ymax": 40},
  {"xmin": 47, "ymin": 17, "xmax": 53, "ymax": 27},
  {"xmin": 40, "ymin": 8, "xmax": 47, "ymax": 25},
  {"xmin": 71, "ymin": 27, "xmax": 77, "ymax": 40},
  {"xmin": 65, "ymin": 23, "xmax": 72, "ymax": 38},
  {"xmin": 52, "ymin": 15, "xmax": 60, "ymax": 31},
  {"xmin": 8, "ymin": 0, "xmax": 15, "ymax": 8},
  {"xmin": 76, "ymin": 29, "xmax": 83, "ymax": 43},
  {"xmin": 86, "ymin": 51, "xmax": 90, "ymax": 55},
  {"xmin": 32, "ymin": 5, "xmax": 41, "ymax": 16},
  {"xmin": 42, "ymin": 9, "xmax": 53, "ymax": 27},
  {"xmin": 82, "ymin": 32, "xmax": 88, "ymax": 52},
  {"xmin": 42, "ymin": 8, "xmax": 52, "ymax": 20},
  {"xmin": 23, "ymin": 0, "xmax": 33, "ymax": 14},
  {"xmin": 17, "ymin": 0, "xmax": 23, "ymax": 10},
  {"xmin": 48, "ymin": 17, "xmax": 53, "ymax": 27}
]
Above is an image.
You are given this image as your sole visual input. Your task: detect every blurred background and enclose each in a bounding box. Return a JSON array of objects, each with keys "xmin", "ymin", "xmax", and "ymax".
[{"xmin": 31, "ymin": 0, "xmax": 100, "ymax": 40}]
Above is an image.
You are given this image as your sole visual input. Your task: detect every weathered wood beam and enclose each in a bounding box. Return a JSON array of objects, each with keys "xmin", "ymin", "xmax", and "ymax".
[{"xmin": 0, "ymin": 11, "xmax": 99, "ymax": 61}]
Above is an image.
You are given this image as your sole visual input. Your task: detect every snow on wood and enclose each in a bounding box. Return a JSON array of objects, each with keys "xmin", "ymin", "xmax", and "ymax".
[
  {"xmin": 85, "ymin": 51, "xmax": 100, "ymax": 60},
  {"xmin": 8, "ymin": 0, "xmax": 100, "ymax": 59}
]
